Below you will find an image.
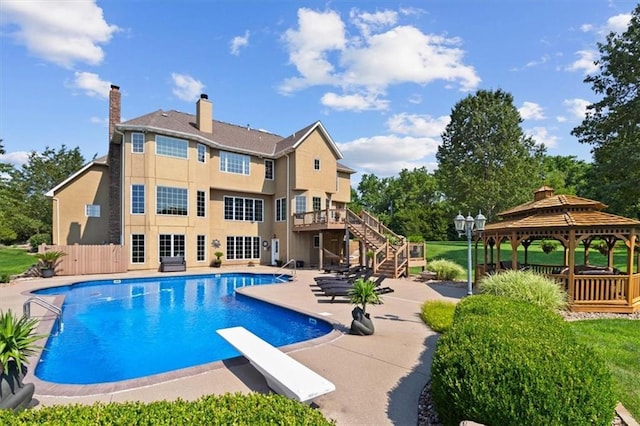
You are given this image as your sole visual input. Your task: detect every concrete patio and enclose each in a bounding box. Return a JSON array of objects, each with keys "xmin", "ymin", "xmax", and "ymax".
[{"xmin": 0, "ymin": 267, "xmax": 466, "ymax": 425}]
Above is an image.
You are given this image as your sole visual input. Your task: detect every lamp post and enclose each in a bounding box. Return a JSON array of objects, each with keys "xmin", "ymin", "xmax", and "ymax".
[{"xmin": 454, "ymin": 212, "xmax": 486, "ymax": 296}]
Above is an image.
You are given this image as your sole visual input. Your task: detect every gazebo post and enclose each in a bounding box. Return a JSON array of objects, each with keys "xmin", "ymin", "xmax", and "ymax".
[
  {"xmin": 567, "ymin": 230, "xmax": 576, "ymax": 304},
  {"xmin": 510, "ymin": 232, "xmax": 518, "ymax": 270}
]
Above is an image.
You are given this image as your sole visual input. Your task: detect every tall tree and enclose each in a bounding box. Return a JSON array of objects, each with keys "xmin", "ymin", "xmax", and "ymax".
[
  {"xmin": 541, "ymin": 155, "xmax": 591, "ymax": 196},
  {"xmin": 571, "ymin": 5, "xmax": 640, "ymax": 218},
  {"xmin": 435, "ymin": 89, "xmax": 546, "ymax": 221}
]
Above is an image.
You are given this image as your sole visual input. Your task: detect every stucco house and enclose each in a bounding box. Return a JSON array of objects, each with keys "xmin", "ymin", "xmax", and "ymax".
[{"xmin": 46, "ymin": 85, "xmax": 358, "ymax": 271}]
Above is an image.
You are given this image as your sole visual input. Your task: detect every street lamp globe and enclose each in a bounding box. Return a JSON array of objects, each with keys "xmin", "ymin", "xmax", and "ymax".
[{"xmin": 454, "ymin": 211, "xmax": 486, "ymax": 296}]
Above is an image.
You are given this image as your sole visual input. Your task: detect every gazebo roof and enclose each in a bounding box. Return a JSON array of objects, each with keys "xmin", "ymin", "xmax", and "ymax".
[{"xmin": 484, "ymin": 187, "xmax": 640, "ymax": 232}]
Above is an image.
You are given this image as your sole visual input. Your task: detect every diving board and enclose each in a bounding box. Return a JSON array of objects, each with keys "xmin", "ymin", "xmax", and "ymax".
[{"xmin": 216, "ymin": 326, "xmax": 335, "ymax": 403}]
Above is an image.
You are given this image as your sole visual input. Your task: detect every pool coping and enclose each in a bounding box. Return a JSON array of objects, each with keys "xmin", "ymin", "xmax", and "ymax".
[{"xmin": 22, "ymin": 272, "xmax": 344, "ymax": 397}]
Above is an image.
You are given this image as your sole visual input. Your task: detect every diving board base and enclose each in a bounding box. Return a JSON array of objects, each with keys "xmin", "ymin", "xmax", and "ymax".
[{"xmin": 216, "ymin": 326, "xmax": 335, "ymax": 404}]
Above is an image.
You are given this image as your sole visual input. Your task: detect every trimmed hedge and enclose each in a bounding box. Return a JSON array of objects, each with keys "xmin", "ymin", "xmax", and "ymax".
[
  {"xmin": 0, "ymin": 393, "xmax": 335, "ymax": 425},
  {"xmin": 431, "ymin": 295, "xmax": 616, "ymax": 426}
]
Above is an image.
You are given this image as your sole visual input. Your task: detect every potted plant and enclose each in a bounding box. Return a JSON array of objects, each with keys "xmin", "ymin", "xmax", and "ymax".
[
  {"xmin": 540, "ymin": 240, "xmax": 557, "ymax": 254},
  {"xmin": 366, "ymin": 250, "xmax": 375, "ymax": 268},
  {"xmin": 34, "ymin": 250, "xmax": 66, "ymax": 278},
  {"xmin": 348, "ymin": 278, "xmax": 381, "ymax": 336},
  {"xmin": 211, "ymin": 251, "xmax": 224, "ymax": 268},
  {"xmin": 0, "ymin": 309, "xmax": 43, "ymax": 410}
]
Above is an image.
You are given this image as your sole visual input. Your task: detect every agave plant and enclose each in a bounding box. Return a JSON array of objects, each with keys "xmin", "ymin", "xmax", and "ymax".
[
  {"xmin": 34, "ymin": 250, "xmax": 66, "ymax": 270},
  {"xmin": 0, "ymin": 310, "xmax": 45, "ymax": 374}
]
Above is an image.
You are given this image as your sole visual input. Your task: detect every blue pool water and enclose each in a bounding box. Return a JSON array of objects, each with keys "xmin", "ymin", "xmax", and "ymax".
[{"xmin": 33, "ymin": 273, "xmax": 332, "ymax": 384}]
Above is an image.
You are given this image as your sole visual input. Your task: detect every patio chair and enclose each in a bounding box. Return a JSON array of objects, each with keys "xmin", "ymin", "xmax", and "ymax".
[
  {"xmin": 316, "ymin": 268, "xmax": 374, "ymax": 290},
  {"xmin": 321, "ymin": 274, "xmax": 393, "ymax": 302}
]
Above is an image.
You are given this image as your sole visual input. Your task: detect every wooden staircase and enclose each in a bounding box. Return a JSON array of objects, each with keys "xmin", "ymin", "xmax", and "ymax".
[{"xmin": 345, "ymin": 209, "xmax": 409, "ymax": 278}]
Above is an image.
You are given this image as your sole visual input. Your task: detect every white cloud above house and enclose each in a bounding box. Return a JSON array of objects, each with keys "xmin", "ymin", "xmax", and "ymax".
[
  {"xmin": 68, "ymin": 71, "xmax": 111, "ymax": 98},
  {"xmin": 526, "ymin": 126, "xmax": 559, "ymax": 148},
  {"xmin": 279, "ymin": 7, "xmax": 480, "ymax": 111},
  {"xmin": 563, "ymin": 98, "xmax": 591, "ymax": 120},
  {"xmin": 0, "ymin": 151, "xmax": 30, "ymax": 166},
  {"xmin": 171, "ymin": 73, "xmax": 205, "ymax": 102},
  {"xmin": 230, "ymin": 30, "xmax": 250, "ymax": 55},
  {"xmin": 0, "ymin": 0, "xmax": 119, "ymax": 68}
]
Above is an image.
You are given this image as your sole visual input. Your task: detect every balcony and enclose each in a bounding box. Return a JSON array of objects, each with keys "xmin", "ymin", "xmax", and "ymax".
[{"xmin": 292, "ymin": 209, "xmax": 347, "ymax": 232}]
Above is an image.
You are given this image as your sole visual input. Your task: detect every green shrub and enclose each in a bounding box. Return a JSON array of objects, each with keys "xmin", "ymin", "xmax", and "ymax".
[
  {"xmin": 426, "ymin": 259, "xmax": 464, "ymax": 281},
  {"xmin": 28, "ymin": 233, "xmax": 51, "ymax": 252},
  {"xmin": 478, "ymin": 269, "xmax": 567, "ymax": 311},
  {"xmin": 431, "ymin": 295, "xmax": 616, "ymax": 426},
  {"xmin": 0, "ymin": 393, "xmax": 335, "ymax": 425},
  {"xmin": 0, "ymin": 273, "xmax": 11, "ymax": 283},
  {"xmin": 408, "ymin": 235, "xmax": 424, "ymax": 242},
  {"xmin": 420, "ymin": 300, "xmax": 456, "ymax": 333}
]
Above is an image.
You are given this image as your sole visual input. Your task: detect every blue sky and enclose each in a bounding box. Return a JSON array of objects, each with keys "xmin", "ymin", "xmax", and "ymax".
[{"xmin": 0, "ymin": 1, "xmax": 636, "ymax": 185}]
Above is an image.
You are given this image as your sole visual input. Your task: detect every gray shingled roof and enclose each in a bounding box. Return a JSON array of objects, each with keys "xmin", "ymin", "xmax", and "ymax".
[{"xmin": 117, "ymin": 110, "xmax": 344, "ymax": 160}]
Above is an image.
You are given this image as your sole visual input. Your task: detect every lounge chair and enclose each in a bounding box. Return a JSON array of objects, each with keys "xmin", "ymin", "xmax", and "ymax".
[
  {"xmin": 316, "ymin": 268, "xmax": 374, "ymax": 290},
  {"xmin": 315, "ymin": 265, "xmax": 364, "ymax": 282},
  {"xmin": 321, "ymin": 275, "xmax": 393, "ymax": 302}
]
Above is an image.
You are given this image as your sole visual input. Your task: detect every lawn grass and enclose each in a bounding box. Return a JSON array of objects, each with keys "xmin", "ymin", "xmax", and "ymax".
[
  {"xmin": 569, "ymin": 319, "xmax": 640, "ymax": 420},
  {"xmin": 425, "ymin": 240, "xmax": 633, "ymax": 275},
  {"xmin": 0, "ymin": 247, "xmax": 36, "ymax": 277}
]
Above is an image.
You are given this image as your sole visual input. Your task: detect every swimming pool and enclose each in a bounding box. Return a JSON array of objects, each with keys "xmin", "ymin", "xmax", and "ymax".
[{"xmin": 33, "ymin": 273, "xmax": 333, "ymax": 385}]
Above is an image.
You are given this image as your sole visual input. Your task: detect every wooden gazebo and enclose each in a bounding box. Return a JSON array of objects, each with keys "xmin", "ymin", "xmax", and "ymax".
[{"xmin": 475, "ymin": 186, "xmax": 640, "ymax": 313}]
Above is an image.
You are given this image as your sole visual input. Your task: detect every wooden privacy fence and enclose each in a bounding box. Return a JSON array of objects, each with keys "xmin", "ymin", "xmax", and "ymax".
[{"xmin": 39, "ymin": 244, "xmax": 127, "ymax": 276}]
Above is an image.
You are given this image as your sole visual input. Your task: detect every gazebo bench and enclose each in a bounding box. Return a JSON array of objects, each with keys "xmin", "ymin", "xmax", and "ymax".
[{"xmin": 160, "ymin": 256, "xmax": 186, "ymax": 272}]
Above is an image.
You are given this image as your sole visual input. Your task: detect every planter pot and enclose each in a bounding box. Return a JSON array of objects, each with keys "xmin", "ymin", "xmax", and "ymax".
[
  {"xmin": 350, "ymin": 307, "xmax": 375, "ymax": 336},
  {"xmin": 40, "ymin": 268, "xmax": 55, "ymax": 278},
  {"xmin": 0, "ymin": 361, "xmax": 35, "ymax": 412},
  {"xmin": 211, "ymin": 261, "xmax": 222, "ymax": 268}
]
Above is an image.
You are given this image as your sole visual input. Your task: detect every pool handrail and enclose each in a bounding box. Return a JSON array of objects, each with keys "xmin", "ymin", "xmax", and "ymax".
[
  {"xmin": 23, "ymin": 296, "xmax": 63, "ymax": 334},
  {"xmin": 274, "ymin": 259, "xmax": 297, "ymax": 281}
]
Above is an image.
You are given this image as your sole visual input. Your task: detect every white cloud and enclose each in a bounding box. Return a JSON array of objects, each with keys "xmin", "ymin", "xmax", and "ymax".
[
  {"xmin": 526, "ymin": 127, "xmax": 558, "ymax": 148},
  {"xmin": 519, "ymin": 102, "xmax": 546, "ymax": 120},
  {"xmin": 603, "ymin": 13, "xmax": 632, "ymax": 34},
  {"xmin": 0, "ymin": 151, "xmax": 30, "ymax": 166},
  {"xmin": 556, "ymin": 116, "xmax": 567, "ymax": 123},
  {"xmin": 386, "ymin": 113, "xmax": 449, "ymax": 137},
  {"xmin": 171, "ymin": 73, "xmax": 205, "ymax": 102},
  {"xmin": 68, "ymin": 71, "xmax": 111, "ymax": 98},
  {"xmin": 565, "ymin": 50, "xmax": 598, "ymax": 75},
  {"xmin": 0, "ymin": 0, "xmax": 119, "ymax": 68},
  {"xmin": 90, "ymin": 116, "xmax": 108, "ymax": 126},
  {"xmin": 230, "ymin": 30, "xmax": 250, "ymax": 55},
  {"xmin": 279, "ymin": 7, "xmax": 480, "ymax": 110},
  {"xmin": 338, "ymin": 134, "xmax": 440, "ymax": 176},
  {"xmin": 563, "ymin": 98, "xmax": 590, "ymax": 120},
  {"xmin": 321, "ymin": 92, "xmax": 389, "ymax": 111}
]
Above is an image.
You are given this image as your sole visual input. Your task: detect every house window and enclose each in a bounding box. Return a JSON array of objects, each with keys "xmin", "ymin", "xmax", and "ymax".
[
  {"xmin": 131, "ymin": 234, "xmax": 145, "ymax": 263},
  {"xmin": 313, "ymin": 235, "xmax": 320, "ymax": 248},
  {"xmin": 275, "ymin": 198, "xmax": 286, "ymax": 221},
  {"xmin": 223, "ymin": 196, "xmax": 263, "ymax": 221},
  {"xmin": 197, "ymin": 190, "xmax": 206, "ymax": 217},
  {"xmin": 264, "ymin": 159, "xmax": 274, "ymax": 180},
  {"xmin": 314, "ymin": 158, "xmax": 320, "ymax": 171},
  {"xmin": 295, "ymin": 195, "xmax": 307, "ymax": 214},
  {"xmin": 131, "ymin": 184, "xmax": 145, "ymax": 214},
  {"xmin": 220, "ymin": 151, "xmax": 250, "ymax": 175},
  {"xmin": 157, "ymin": 186, "xmax": 188, "ymax": 215},
  {"xmin": 156, "ymin": 135, "xmax": 188, "ymax": 159},
  {"xmin": 132, "ymin": 133, "xmax": 144, "ymax": 153},
  {"xmin": 85, "ymin": 204, "xmax": 100, "ymax": 217},
  {"xmin": 312, "ymin": 197, "xmax": 322, "ymax": 211},
  {"xmin": 197, "ymin": 144, "xmax": 206, "ymax": 163},
  {"xmin": 196, "ymin": 235, "xmax": 206, "ymax": 262},
  {"xmin": 226, "ymin": 236, "xmax": 260, "ymax": 260},
  {"xmin": 159, "ymin": 234, "xmax": 185, "ymax": 260}
]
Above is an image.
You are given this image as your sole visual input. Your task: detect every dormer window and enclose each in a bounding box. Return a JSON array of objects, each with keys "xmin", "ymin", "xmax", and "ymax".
[{"xmin": 314, "ymin": 158, "xmax": 320, "ymax": 171}]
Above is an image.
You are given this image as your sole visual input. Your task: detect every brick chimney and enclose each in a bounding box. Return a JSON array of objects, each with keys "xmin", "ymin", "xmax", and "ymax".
[
  {"xmin": 109, "ymin": 84, "xmax": 121, "ymax": 141},
  {"xmin": 196, "ymin": 93, "xmax": 212, "ymax": 133}
]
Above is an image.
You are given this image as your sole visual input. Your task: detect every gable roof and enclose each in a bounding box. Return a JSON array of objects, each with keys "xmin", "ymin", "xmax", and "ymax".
[
  {"xmin": 45, "ymin": 155, "xmax": 108, "ymax": 197},
  {"xmin": 117, "ymin": 110, "xmax": 343, "ymax": 160}
]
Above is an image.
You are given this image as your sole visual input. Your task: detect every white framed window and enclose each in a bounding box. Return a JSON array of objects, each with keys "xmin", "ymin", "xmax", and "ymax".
[
  {"xmin": 220, "ymin": 151, "xmax": 250, "ymax": 175},
  {"xmin": 197, "ymin": 190, "xmax": 206, "ymax": 217},
  {"xmin": 131, "ymin": 234, "xmax": 145, "ymax": 263},
  {"xmin": 264, "ymin": 159, "xmax": 274, "ymax": 180},
  {"xmin": 314, "ymin": 158, "xmax": 320, "ymax": 171},
  {"xmin": 131, "ymin": 184, "xmax": 145, "ymax": 214},
  {"xmin": 295, "ymin": 195, "xmax": 306, "ymax": 214},
  {"xmin": 157, "ymin": 186, "xmax": 188, "ymax": 215},
  {"xmin": 196, "ymin": 235, "xmax": 206, "ymax": 262},
  {"xmin": 156, "ymin": 135, "xmax": 188, "ymax": 159},
  {"xmin": 85, "ymin": 204, "xmax": 101, "ymax": 217},
  {"xmin": 159, "ymin": 234, "xmax": 185, "ymax": 260},
  {"xmin": 226, "ymin": 236, "xmax": 260, "ymax": 260},
  {"xmin": 275, "ymin": 198, "xmax": 286, "ymax": 221},
  {"xmin": 223, "ymin": 196, "xmax": 263, "ymax": 221},
  {"xmin": 312, "ymin": 196, "xmax": 322, "ymax": 211},
  {"xmin": 197, "ymin": 144, "xmax": 206, "ymax": 163},
  {"xmin": 132, "ymin": 132, "xmax": 144, "ymax": 153}
]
